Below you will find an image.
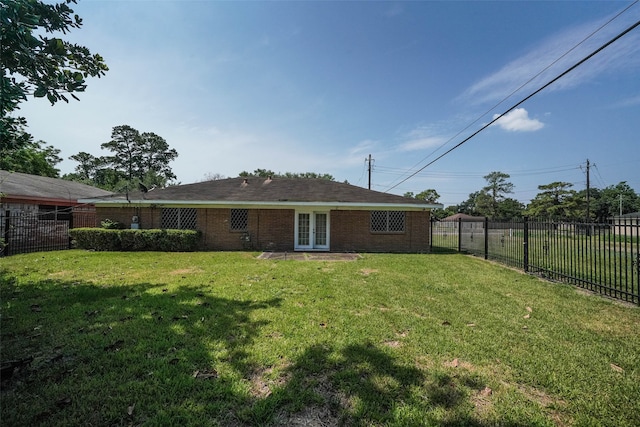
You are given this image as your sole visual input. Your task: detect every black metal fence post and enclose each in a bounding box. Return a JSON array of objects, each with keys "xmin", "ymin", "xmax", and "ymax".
[
  {"xmin": 3, "ymin": 210, "xmax": 10, "ymax": 257},
  {"xmin": 68, "ymin": 211, "xmax": 74, "ymax": 249},
  {"xmin": 457, "ymin": 217, "xmax": 462, "ymax": 253},
  {"xmin": 430, "ymin": 217, "xmax": 433, "ymax": 252},
  {"xmin": 484, "ymin": 217, "xmax": 489, "ymax": 260},
  {"xmin": 523, "ymin": 217, "xmax": 529, "ymax": 273}
]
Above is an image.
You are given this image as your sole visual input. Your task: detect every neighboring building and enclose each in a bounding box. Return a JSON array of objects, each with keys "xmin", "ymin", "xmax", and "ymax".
[
  {"xmin": 612, "ymin": 212, "xmax": 640, "ymax": 237},
  {"xmin": 1, "ymin": 170, "xmax": 113, "ymax": 225},
  {"xmin": 80, "ymin": 177, "xmax": 443, "ymax": 253},
  {"xmin": 1, "ymin": 170, "xmax": 113, "ymax": 255},
  {"xmin": 439, "ymin": 213, "xmax": 486, "ymax": 231}
]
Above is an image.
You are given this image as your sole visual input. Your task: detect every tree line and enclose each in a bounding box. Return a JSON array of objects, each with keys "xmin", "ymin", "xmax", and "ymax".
[{"xmin": 407, "ymin": 171, "xmax": 640, "ymax": 222}]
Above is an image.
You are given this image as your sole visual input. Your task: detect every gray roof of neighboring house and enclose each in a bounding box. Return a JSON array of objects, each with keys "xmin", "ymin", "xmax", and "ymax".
[
  {"xmin": 616, "ymin": 211, "xmax": 640, "ymax": 218},
  {"xmin": 1, "ymin": 170, "xmax": 113, "ymax": 202},
  {"xmin": 441, "ymin": 213, "xmax": 485, "ymax": 221},
  {"xmin": 84, "ymin": 177, "xmax": 442, "ymax": 209}
]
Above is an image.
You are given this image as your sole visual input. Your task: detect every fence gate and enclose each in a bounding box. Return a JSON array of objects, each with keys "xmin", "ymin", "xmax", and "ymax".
[{"xmin": 1, "ymin": 210, "xmax": 72, "ymax": 256}]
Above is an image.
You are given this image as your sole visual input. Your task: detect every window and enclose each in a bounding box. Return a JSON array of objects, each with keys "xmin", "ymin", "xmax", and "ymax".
[
  {"xmin": 230, "ymin": 209, "xmax": 248, "ymax": 231},
  {"xmin": 38, "ymin": 205, "xmax": 71, "ymax": 221},
  {"xmin": 161, "ymin": 208, "xmax": 197, "ymax": 229},
  {"xmin": 370, "ymin": 211, "xmax": 405, "ymax": 233}
]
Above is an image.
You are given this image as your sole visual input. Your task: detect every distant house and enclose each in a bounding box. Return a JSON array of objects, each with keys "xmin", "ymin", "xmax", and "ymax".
[
  {"xmin": 612, "ymin": 212, "xmax": 640, "ymax": 237},
  {"xmin": 1, "ymin": 170, "xmax": 113, "ymax": 225},
  {"xmin": 80, "ymin": 177, "xmax": 443, "ymax": 253},
  {"xmin": 439, "ymin": 213, "xmax": 486, "ymax": 231},
  {"xmin": 1, "ymin": 170, "xmax": 113, "ymax": 255}
]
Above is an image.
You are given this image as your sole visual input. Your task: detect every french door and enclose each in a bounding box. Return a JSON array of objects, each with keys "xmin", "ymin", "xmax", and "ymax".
[{"xmin": 295, "ymin": 211, "xmax": 329, "ymax": 250}]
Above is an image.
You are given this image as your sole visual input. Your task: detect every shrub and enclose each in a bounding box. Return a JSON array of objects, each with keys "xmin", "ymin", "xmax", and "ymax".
[{"xmin": 69, "ymin": 228, "xmax": 201, "ymax": 252}]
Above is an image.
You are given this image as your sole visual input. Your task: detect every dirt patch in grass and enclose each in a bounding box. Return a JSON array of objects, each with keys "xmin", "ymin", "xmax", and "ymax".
[
  {"xmin": 277, "ymin": 405, "xmax": 340, "ymax": 427},
  {"xmin": 168, "ymin": 267, "xmax": 204, "ymax": 275},
  {"xmin": 359, "ymin": 268, "xmax": 378, "ymax": 276},
  {"xmin": 275, "ymin": 373, "xmax": 345, "ymax": 426},
  {"xmin": 443, "ymin": 358, "xmax": 475, "ymax": 370},
  {"xmin": 470, "ymin": 386, "xmax": 494, "ymax": 418},
  {"xmin": 516, "ymin": 383, "xmax": 566, "ymax": 411},
  {"xmin": 247, "ymin": 364, "xmax": 292, "ymax": 399}
]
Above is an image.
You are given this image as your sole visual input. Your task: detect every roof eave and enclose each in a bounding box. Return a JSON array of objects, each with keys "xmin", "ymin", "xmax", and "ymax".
[{"xmin": 79, "ymin": 198, "xmax": 443, "ymax": 211}]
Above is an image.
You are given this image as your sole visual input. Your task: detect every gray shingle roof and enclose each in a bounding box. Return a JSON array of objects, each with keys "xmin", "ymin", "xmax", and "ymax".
[
  {"xmin": 1, "ymin": 170, "xmax": 113, "ymax": 201},
  {"xmin": 91, "ymin": 177, "xmax": 441, "ymax": 208}
]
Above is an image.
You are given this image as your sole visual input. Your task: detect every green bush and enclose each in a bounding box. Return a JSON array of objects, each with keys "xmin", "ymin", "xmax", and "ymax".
[{"xmin": 69, "ymin": 228, "xmax": 201, "ymax": 252}]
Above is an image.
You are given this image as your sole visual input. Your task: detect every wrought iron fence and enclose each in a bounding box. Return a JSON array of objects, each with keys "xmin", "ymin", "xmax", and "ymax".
[
  {"xmin": 1, "ymin": 208, "xmax": 98, "ymax": 257},
  {"xmin": 431, "ymin": 217, "xmax": 640, "ymax": 305}
]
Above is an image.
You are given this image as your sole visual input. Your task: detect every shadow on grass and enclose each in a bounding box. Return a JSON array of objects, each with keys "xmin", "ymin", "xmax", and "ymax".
[
  {"xmin": 1, "ymin": 269, "xmax": 535, "ymax": 426},
  {"xmin": 0, "ymin": 269, "xmax": 284, "ymax": 425}
]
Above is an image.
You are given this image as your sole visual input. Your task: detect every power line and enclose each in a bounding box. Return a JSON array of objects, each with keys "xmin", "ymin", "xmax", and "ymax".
[
  {"xmin": 384, "ymin": 16, "xmax": 640, "ymax": 193},
  {"xmin": 385, "ymin": 2, "xmax": 638, "ymax": 188},
  {"xmin": 375, "ymin": 163, "xmax": 582, "ymax": 179}
]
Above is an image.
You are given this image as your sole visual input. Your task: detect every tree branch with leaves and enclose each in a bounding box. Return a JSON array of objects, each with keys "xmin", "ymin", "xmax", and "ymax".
[{"xmin": 1, "ymin": 0, "xmax": 108, "ymax": 151}]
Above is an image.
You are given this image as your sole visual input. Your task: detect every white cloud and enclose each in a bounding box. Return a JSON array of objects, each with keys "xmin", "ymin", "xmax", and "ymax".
[
  {"xmin": 491, "ymin": 108, "xmax": 544, "ymax": 132},
  {"xmin": 459, "ymin": 10, "xmax": 640, "ymax": 106},
  {"xmin": 349, "ymin": 139, "xmax": 378, "ymax": 157},
  {"xmin": 399, "ymin": 137, "xmax": 445, "ymax": 152},
  {"xmin": 609, "ymin": 94, "xmax": 640, "ymax": 109},
  {"xmin": 397, "ymin": 124, "xmax": 448, "ymax": 152}
]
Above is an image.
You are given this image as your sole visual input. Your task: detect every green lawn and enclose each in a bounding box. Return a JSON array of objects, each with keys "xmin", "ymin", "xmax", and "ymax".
[{"xmin": 1, "ymin": 250, "xmax": 639, "ymax": 426}]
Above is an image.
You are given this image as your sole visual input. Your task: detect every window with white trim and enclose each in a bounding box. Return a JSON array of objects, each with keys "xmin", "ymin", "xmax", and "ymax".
[
  {"xmin": 230, "ymin": 209, "xmax": 248, "ymax": 231},
  {"xmin": 161, "ymin": 208, "xmax": 197, "ymax": 230},
  {"xmin": 370, "ymin": 211, "xmax": 405, "ymax": 233}
]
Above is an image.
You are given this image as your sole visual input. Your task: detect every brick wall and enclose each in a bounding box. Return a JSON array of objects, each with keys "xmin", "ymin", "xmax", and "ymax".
[
  {"xmin": 330, "ymin": 210, "xmax": 430, "ymax": 253},
  {"xmin": 193, "ymin": 208, "xmax": 296, "ymax": 251},
  {"xmin": 96, "ymin": 206, "xmax": 430, "ymax": 253}
]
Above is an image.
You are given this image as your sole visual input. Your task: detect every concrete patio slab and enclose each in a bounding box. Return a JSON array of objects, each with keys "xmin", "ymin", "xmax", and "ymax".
[{"xmin": 257, "ymin": 252, "xmax": 361, "ymax": 261}]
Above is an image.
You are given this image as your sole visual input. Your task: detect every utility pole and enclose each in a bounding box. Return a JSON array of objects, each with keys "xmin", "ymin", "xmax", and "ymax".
[
  {"xmin": 585, "ymin": 159, "xmax": 590, "ymax": 222},
  {"xmin": 620, "ymin": 193, "xmax": 623, "ymax": 216},
  {"xmin": 366, "ymin": 154, "xmax": 374, "ymax": 190}
]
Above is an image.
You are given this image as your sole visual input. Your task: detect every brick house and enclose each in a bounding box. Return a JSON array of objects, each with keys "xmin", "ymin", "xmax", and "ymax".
[
  {"xmin": 81, "ymin": 177, "xmax": 442, "ymax": 253},
  {"xmin": 1, "ymin": 170, "xmax": 112, "ymax": 225},
  {"xmin": 1, "ymin": 170, "xmax": 113, "ymax": 255}
]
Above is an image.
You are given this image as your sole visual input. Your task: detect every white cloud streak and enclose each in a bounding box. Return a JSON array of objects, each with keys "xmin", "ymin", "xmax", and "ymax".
[{"xmin": 460, "ymin": 9, "xmax": 640, "ymax": 106}]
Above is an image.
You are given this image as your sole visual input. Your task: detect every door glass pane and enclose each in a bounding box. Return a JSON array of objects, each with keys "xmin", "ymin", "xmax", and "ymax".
[
  {"xmin": 298, "ymin": 213, "xmax": 310, "ymax": 246},
  {"xmin": 315, "ymin": 213, "xmax": 327, "ymax": 246}
]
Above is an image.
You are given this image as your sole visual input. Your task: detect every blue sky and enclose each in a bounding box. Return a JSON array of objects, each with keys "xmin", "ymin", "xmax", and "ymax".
[{"xmin": 19, "ymin": 1, "xmax": 640, "ymax": 206}]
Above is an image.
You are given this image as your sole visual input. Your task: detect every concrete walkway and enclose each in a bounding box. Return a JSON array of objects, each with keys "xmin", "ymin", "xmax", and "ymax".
[{"xmin": 257, "ymin": 252, "xmax": 361, "ymax": 261}]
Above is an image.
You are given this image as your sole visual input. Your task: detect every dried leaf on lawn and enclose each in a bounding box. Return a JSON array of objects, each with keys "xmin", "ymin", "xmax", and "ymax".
[
  {"xmin": 193, "ymin": 369, "xmax": 218, "ymax": 380},
  {"xmin": 610, "ymin": 363, "xmax": 624, "ymax": 373},
  {"xmin": 481, "ymin": 386, "xmax": 492, "ymax": 396}
]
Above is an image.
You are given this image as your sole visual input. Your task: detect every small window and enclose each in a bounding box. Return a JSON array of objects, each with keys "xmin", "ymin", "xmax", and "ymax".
[
  {"xmin": 371, "ymin": 211, "xmax": 405, "ymax": 233},
  {"xmin": 230, "ymin": 209, "xmax": 248, "ymax": 231},
  {"xmin": 38, "ymin": 205, "xmax": 71, "ymax": 221},
  {"xmin": 161, "ymin": 208, "xmax": 197, "ymax": 230}
]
